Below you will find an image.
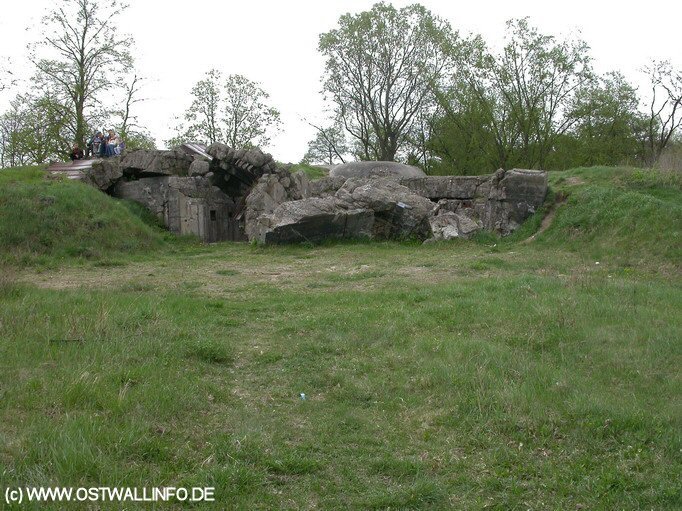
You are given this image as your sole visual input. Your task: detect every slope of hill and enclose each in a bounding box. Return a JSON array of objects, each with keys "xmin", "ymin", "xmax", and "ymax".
[
  {"xmin": 542, "ymin": 166, "xmax": 681, "ymax": 264},
  {"xmin": 0, "ymin": 167, "xmax": 167, "ymax": 266}
]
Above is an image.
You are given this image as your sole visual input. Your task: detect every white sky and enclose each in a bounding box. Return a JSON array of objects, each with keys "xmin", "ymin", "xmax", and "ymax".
[{"xmin": 1, "ymin": 0, "xmax": 681, "ymax": 162}]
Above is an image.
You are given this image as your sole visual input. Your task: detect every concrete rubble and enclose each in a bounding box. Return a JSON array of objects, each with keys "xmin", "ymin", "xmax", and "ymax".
[{"xmin": 82, "ymin": 143, "xmax": 548, "ymax": 244}]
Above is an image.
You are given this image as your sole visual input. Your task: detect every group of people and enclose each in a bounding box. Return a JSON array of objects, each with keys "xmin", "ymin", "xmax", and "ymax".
[{"xmin": 69, "ymin": 129, "xmax": 126, "ymax": 161}]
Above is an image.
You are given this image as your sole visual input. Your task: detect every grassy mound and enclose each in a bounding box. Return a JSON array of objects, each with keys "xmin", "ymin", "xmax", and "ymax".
[
  {"xmin": 508, "ymin": 166, "xmax": 681, "ymax": 267},
  {"xmin": 0, "ymin": 167, "xmax": 167, "ymax": 266}
]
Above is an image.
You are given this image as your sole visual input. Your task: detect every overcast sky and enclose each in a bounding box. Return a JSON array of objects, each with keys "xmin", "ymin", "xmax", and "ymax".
[{"xmin": 1, "ymin": 0, "xmax": 680, "ymax": 162}]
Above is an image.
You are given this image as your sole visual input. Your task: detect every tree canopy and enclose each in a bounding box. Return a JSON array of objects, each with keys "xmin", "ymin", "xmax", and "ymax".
[
  {"xmin": 1, "ymin": 2, "xmax": 681, "ymax": 171},
  {"xmin": 29, "ymin": 0, "xmax": 134, "ymax": 147},
  {"xmin": 318, "ymin": 2, "xmax": 456, "ymax": 162},
  {"xmin": 168, "ymin": 70, "xmax": 281, "ymax": 150}
]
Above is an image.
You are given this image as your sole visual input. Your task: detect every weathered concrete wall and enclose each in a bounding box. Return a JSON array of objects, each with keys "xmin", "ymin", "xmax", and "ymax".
[
  {"xmin": 329, "ymin": 161, "xmax": 426, "ymax": 179},
  {"xmin": 112, "ymin": 176, "xmax": 240, "ymax": 242},
  {"xmin": 399, "ymin": 176, "xmax": 486, "ymax": 199},
  {"xmin": 89, "ymin": 145, "xmax": 278, "ymax": 242},
  {"xmin": 247, "ymin": 168, "xmax": 548, "ymax": 243},
  {"xmin": 244, "ymin": 171, "xmax": 310, "ymax": 241}
]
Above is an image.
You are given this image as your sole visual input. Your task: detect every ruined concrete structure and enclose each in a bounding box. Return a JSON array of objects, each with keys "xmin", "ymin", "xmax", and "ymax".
[
  {"xmin": 81, "ymin": 143, "xmax": 548, "ymax": 244},
  {"xmin": 112, "ymin": 176, "xmax": 238, "ymax": 242}
]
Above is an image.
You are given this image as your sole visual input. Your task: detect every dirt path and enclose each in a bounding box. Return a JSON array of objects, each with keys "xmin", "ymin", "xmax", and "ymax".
[{"xmin": 523, "ymin": 192, "xmax": 567, "ymax": 244}]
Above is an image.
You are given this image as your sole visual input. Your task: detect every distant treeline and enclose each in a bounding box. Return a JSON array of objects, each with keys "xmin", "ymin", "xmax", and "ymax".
[{"xmin": 1, "ymin": 2, "xmax": 680, "ymax": 174}]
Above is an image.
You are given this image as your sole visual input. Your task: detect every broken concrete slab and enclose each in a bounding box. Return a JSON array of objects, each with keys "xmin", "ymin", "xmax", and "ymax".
[
  {"xmin": 249, "ymin": 168, "xmax": 547, "ymax": 244},
  {"xmin": 256, "ymin": 197, "xmax": 375, "ymax": 244},
  {"xmin": 329, "ymin": 161, "xmax": 426, "ymax": 179},
  {"xmin": 189, "ymin": 159, "xmax": 211, "ymax": 176},
  {"xmin": 306, "ymin": 176, "xmax": 347, "ymax": 198},
  {"xmin": 120, "ymin": 149, "xmax": 193, "ymax": 177},
  {"xmin": 335, "ymin": 178, "xmax": 435, "ymax": 239},
  {"xmin": 428, "ymin": 212, "xmax": 482, "ymax": 241},
  {"xmin": 253, "ymin": 177, "xmax": 437, "ymax": 243},
  {"xmin": 244, "ymin": 169, "xmax": 311, "ymax": 241},
  {"xmin": 82, "ymin": 159, "xmax": 123, "ymax": 191},
  {"xmin": 399, "ymin": 175, "xmax": 487, "ymax": 200},
  {"xmin": 207, "ymin": 143, "xmax": 279, "ymax": 197}
]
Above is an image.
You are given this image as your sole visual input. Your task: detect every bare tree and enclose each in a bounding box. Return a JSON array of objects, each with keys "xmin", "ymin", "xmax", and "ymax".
[
  {"xmin": 28, "ymin": 0, "xmax": 133, "ymax": 148},
  {"xmin": 319, "ymin": 2, "xmax": 456, "ymax": 161},
  {"xmin": 642, "ymin": 60, "xmax": 682, "ymax": 166},
  {"xmin": 0, "ymin": 57, "xmax": 17, "ymax": 93},
  {"xmin": 113, "ymin": 73, "xmax": 144, "ymax": 140},
  {"xmin": 304, "ymin": 119, "xmax": 348, "ymax": 165},
  {"xmin": 108, "ymin": 73, "xmax": 157, "ymax": 150}
]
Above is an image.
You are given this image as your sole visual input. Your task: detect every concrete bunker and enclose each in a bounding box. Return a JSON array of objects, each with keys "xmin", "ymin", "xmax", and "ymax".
[{"xmin": 68, "ymin": 142, "xmax": 548, "ymax": 244}]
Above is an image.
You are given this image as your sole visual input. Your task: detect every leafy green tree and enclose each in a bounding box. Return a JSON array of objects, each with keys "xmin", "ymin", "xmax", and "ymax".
[
  {"xmin": 0, "ymin": 102, "xmax": 26, "ymax": 168},
  {"xmin": 223, "ymin": 74, "xmax": 281, "ymax": 149},
  {"xmin": 427, "ymin": 82, "xmax": 500, "ymax": 175},
  {"xmin": 176, "ymin": 69, "xmax": 223, "ymax": 146},
  {"xmin": 28, "ymin": 0, "xmax": 133, "ymax": 148},
  {"xmin": 491, "ymin": 18, "xmax": 592, "ymax": 168},
  {"xmin": 404, "ymin": 99, "xmax": 442, "ymax": 173},
  {"xmin": 319, "ymin": 2, "xmax": 456, "ymax": 161},
  {"xmin": 436, "ymin": 19, "xmax": 592, "ymax": 172},
  {"xmin": 428, "ymin": 34, "xmax": 524, "ymax": 174},
  {"xmin": 0, "ymin": 93, "xmax": 70, "ymax": 167},
  {"xmin": 554, "ymin": 72, "xmax": 643, "ymax": 168},
  {"xmin": 122, "ymin": 131, "xmax": 156, "ymax": 151}
]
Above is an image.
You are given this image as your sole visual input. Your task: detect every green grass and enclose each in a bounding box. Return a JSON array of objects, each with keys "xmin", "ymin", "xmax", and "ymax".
[
  {"xmin": 0, "ymin": 166, "xmax": 680, "ymax": 509},
  {"xmin": 0, "ymin": 167, "xmax": 167, "ymax": 267},
  {"xmin": 543, "ymin": 167, "xmax": 682, "ymax": 265},
  {"xmin": 284, "ymin": 162, "xmax": 329, "ymax": 180}
]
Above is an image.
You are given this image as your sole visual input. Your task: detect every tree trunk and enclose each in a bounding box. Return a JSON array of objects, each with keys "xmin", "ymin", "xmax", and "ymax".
[{"xmin": 75, "ymin": 100, "xmax": 86, "ymax": 150}]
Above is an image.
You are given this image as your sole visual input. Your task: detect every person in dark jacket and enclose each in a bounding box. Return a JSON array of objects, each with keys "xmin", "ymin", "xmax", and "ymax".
[
  {"xmin": 86, "ymin": 131, "xmax": 103, "ymax": 158},
  {"xmin": 70, "ymin": 143, "xmax": 84, "ymax": 161},
  {"xmin": 99, "ymin": 132, "xmax": 108, "ymax": 157}
]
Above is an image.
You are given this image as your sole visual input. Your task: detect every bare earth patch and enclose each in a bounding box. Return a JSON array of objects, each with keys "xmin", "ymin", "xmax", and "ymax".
[{"xmin": 523, "ymin": 192, "xmax": 568, "ymax": 244}]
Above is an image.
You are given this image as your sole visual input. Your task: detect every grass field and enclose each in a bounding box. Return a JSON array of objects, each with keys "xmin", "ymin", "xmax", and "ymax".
[{"xmin": 0, "ymin": 166, "xmax": 680, "ymax": 509}]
